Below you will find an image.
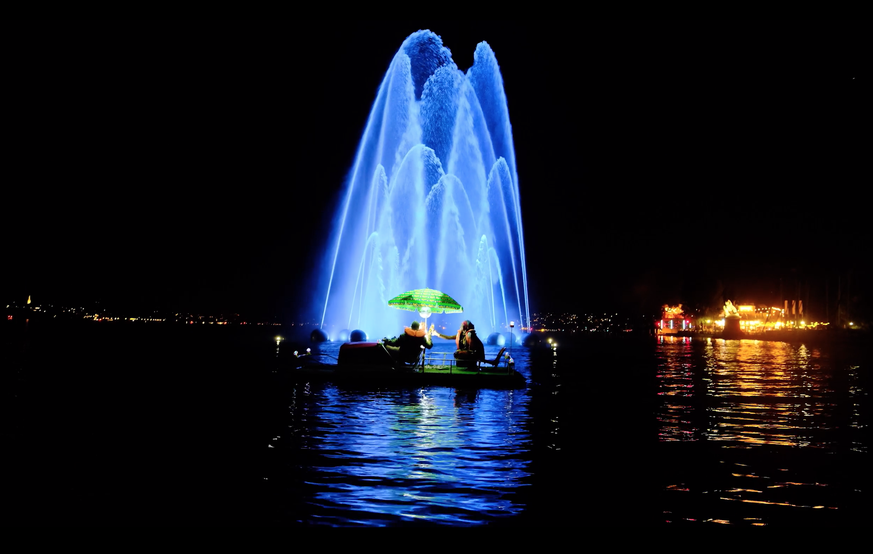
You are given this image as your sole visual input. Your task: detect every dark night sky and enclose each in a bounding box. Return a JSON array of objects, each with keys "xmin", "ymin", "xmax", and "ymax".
[{"xmin": 3, "ymin": 20, "xmax": 871, "ymax": 321}]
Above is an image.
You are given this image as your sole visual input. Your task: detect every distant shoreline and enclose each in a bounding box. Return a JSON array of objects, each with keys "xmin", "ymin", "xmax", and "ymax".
[{"xmin": 656, "ymin": 329, "xmax": 873, "ymax": 347}]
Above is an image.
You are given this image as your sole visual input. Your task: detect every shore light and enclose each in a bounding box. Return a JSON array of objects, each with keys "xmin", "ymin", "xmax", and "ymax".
[{"xmin": 510, "ymin": 321, "xmax": 515, "ymax": 356}]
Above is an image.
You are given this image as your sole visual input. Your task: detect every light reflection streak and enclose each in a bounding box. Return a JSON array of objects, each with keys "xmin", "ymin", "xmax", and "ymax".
[
  {"xmin": 719, "ymin": 497, "xmax": 832, "ymax": 510},
  {"xmin": 655, "ymin": 335, "xmax": 869, "ymax": 525},
  {"xmin": 656, "ymin": 336, "xmax": 863, "ymax": 449},
  {"xmin": 280, "ymin": 384, "xmax": 532, "ymax": 525}
]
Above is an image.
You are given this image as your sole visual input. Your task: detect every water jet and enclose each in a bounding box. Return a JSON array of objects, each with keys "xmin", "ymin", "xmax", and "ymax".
[{"xmin": 317, "ymin": 30, "xmax": 530, "ymax": 340}]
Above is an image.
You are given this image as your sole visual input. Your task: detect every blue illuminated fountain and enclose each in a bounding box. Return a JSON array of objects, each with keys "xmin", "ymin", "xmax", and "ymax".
[{"xmin": 317, "ymin": 30, "xmax": 530, "ymax": 341}]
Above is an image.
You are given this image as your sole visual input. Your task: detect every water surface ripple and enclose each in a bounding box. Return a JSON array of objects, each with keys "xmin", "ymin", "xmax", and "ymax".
[
  {"xmin": 654, "ymin": 335, "xmax": 871, "ymax": 526},
  {"xmin": 265, "ymin": 341, "xmax": 535, "ymax": 527},
  {"xmin": 5, "ymin": 323, "xmax": 871, "ymax": 527}
]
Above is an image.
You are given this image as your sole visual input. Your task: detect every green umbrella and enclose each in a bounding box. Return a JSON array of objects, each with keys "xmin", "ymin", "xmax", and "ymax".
[{"xmin": 388, "ymin": 288, "xmax": 464, "ymax": 316}]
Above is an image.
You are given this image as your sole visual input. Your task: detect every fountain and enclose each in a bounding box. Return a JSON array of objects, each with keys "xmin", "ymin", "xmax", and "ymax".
[{"xmin": 316, "ymin": 30, "xmax": 530, "ymax": 341}]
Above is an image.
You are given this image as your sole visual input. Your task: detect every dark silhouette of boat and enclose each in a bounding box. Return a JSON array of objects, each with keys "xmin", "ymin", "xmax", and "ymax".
[{"xmin": 287, "ymin": 342, "xmax": 525, "ymax": 389}]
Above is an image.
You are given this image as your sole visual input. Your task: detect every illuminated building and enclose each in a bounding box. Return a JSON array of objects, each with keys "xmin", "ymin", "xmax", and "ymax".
[
  {"xmin": 656, "ymin": 298, "xmax": 824, "ymax": 337},
  {"xmin": 657, "ymin": 304, "xmax": 691, "ymax": 334},
  {"xmin": 710, "ymin": 300, "xmax": 818, "ymax": 334}
]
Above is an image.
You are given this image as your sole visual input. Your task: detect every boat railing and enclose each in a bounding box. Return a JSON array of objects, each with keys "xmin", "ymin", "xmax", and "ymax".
[
  {"xmin": 422, "ymin": 350, "xmax": 457, "ymax": 372},
  {"xmin": 421, "ymin": 349, "xmax": 513, "ymax": 373}
]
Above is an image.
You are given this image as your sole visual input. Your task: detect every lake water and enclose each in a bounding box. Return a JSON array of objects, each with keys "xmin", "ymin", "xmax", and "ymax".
[
  {"xmin": 651, "ymin": 334, "xmax": 872, "ymax": 526},
  {"xmin": 3, "ymin": 321, "xmax": 870, "ymax": 527}
]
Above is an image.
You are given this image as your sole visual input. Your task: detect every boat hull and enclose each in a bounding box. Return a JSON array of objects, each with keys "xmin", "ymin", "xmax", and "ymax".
[{"xmin": 289, "ymin": 342, "xmax": 526, "ymax": 389}]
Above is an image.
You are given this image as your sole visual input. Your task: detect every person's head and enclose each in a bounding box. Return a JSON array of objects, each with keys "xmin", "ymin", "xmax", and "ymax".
[
  {"xmin": 410, "ymin": 320, "xmax": 420, "ymax": 331},
  {"xmin": 461, "ymin": 320, "xmax": 469, "ymax": 331},
  {"xmin": 466, "ymin": 321, "xmax": 475, "ymax": 331}
]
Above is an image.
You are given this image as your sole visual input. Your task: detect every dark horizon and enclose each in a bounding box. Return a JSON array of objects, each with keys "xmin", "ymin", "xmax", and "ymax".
[
  {"xmin": 7, "ymin": 265, "xmax": 868, "ymax": 326},
  {"xmin": 3, "ymin": 20, "xmax": 870, "ymax": 324}
]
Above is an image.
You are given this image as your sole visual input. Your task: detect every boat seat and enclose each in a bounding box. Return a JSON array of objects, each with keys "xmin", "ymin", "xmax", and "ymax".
[
  {"xmin": 477, "ymin": 347, "xmax": 507, "ymax": 370},
  {"xmin": 454, "ymin": 348, "xmax": 485, "ymax": 370},
  {"xmin": 394, "ymin": 345, "xmax": 426, "ymax": 372}
]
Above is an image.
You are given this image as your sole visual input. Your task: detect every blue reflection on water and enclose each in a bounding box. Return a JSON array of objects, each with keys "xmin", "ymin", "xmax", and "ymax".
[{"xmin": 275, "ymin": 341, "xmax": 533, "ymax": 526}]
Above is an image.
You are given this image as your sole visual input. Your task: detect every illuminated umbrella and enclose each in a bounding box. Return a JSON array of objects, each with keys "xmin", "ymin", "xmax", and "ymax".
[{"xmin": 388, "ymin": 288, "xmax": 463, "ymax": 324}]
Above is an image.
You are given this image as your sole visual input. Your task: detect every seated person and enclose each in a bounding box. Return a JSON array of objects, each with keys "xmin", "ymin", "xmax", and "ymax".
[
  {"xmin": 433, "ymin": 320, "xmax": 485, "ymax": 367},
  {"xmin": 382, "ymin": 320, "xmax": 433, "ymax": 364}
]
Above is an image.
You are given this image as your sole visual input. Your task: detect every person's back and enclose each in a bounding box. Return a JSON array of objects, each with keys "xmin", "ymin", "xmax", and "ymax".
[
  {"xmin": 383, "ymin": 320, "xmax": 432, "ymax": 364},
  {"xmin": 395, "ymin": 332, "xmax": 427, "ymax": 362},
  {"xmin": 466, "ymin": 329, "xmax": 485, "ymax": 362},
  {"xmin": 453, "ymin": 322, "xmax": 485, "ymax": 367}
]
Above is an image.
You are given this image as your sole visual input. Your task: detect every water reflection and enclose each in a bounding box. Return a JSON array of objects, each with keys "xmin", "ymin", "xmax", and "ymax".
[
  {"xmin": 263, "ymin": 333, "xmax": 868, "ymax": 527},
  {"xmin": 655, "ymin": 335, "xmax": 870, "ymax": 526},
  {"xmin": 270, "ymin": 360, "xmax": 533, "ymax": 526},
  {"xmin": 657, "ymin": 336, "xmax": 865, "ymax": 450}
]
